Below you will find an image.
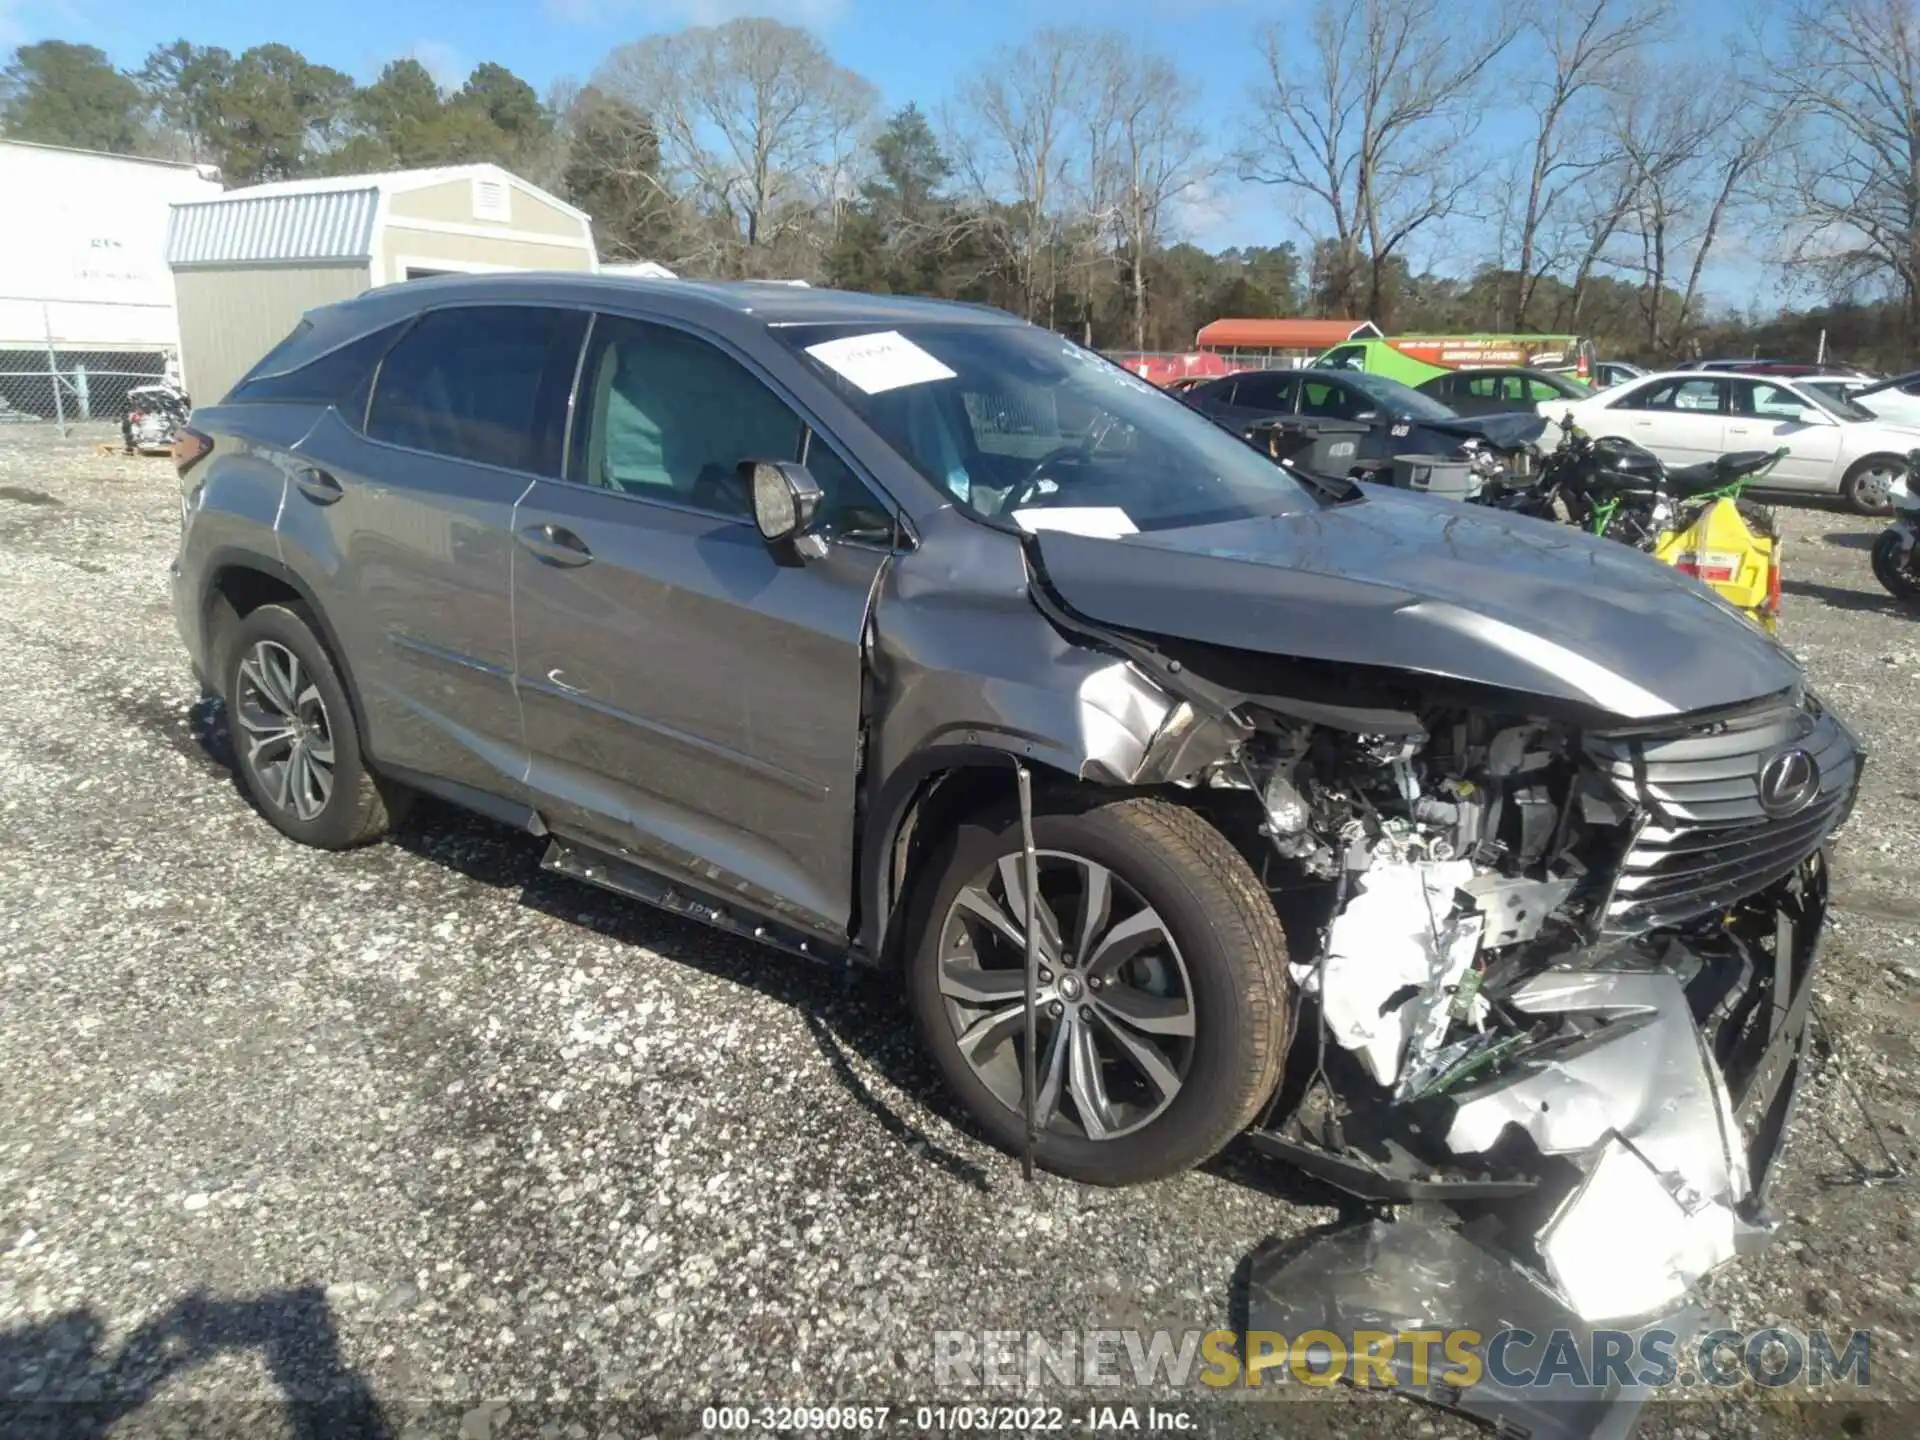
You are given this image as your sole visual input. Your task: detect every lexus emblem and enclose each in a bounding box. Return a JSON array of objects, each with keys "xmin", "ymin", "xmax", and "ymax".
[{"xmin": 1758, "ymin": 748, "xmax": 1820, "ymax": 817}]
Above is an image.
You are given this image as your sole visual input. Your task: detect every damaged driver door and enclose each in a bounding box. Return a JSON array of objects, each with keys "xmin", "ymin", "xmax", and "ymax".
[{"xmin": 511, "ymin": 313, "xmax": 899, "ymax": 939}]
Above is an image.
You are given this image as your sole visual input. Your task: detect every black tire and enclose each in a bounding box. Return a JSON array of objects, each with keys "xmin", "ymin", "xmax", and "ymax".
[
  {"xmin": 1842, "ymin": 456, "xmax": 1902, "ymax": 516},
  {"xmin": 223, "ymin": 603, "xmax": 407, "ymax": 849},
  {"xmin": 906, "ymin": 792, "xmax": 1288, "ymax": 1186},
  {"xmin": 1872, "ymin": 530, "xmax": 1920, "ymax": 603}
]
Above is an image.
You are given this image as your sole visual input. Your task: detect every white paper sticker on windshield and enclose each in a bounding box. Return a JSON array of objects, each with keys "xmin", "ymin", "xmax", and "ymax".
[
  {"xmin": 805, "ymin": 331, "xmax": 956, "ymax": 394},
  {"xmin": 1012, "ymin": 507, "xmax": 1139, "ymax": 539}
]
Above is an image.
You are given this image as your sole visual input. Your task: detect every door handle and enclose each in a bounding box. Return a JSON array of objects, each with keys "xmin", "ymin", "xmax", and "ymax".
[
  {"xmin": 292, "ymin": 465, "xmax": 343, "ymax": 505},
  {"xmin": 516, "ymin": 523, "xmax": 593, "ymax": 567}
]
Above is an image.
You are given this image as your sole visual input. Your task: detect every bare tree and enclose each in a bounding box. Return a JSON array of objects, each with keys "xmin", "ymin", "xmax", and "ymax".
[
  {"xmin": 1773, "ymin": 0, "xmax": 1920, "ymax": 338},
  {"xmin": 1557, "ymin": 152, "xmax": 1641, "ymax": 329},
  {"xmin": 1100, "ymin": 42, "xmax": 1212, "ymax": 350},
  {"xmin": 595, "ymin": 18, "xmax": 876, "ymax": 276},
  {"xmin": 1613, "ymin": 75, "xmax": 1715, "ymax": 349},
  {"xmin": 1610, "ymin": 59, "xmax": 1788, "ymax": 352},
  {"xmin": 949, "ymin": 28, "xmax": 1102, "ymax": 324},
  {"xmin": 1241, "ymin": 0, "xmax": 1519, "ymax": 324},
  {"xmin": 1501, "ymin": 0, "xmax": 1665, "ymax": 328}
]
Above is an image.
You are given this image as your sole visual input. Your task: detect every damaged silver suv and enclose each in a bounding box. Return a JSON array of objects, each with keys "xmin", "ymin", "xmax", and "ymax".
[{"xmin": 173, "ymin": 276, "xmax": 1857, "ymax": 1353}]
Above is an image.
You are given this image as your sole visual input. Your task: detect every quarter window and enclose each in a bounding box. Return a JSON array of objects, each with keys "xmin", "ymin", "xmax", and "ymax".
[
  {"xmin": 570, "ymin": 315, "xmax": 891, "ymax": 535},
  {"xmin": 228, "ymin": 324, "xmax": 403, "ymax": 409},
  {"xmin": 366, "ymin": 306, "xmax": 585, "ymax": 473}
]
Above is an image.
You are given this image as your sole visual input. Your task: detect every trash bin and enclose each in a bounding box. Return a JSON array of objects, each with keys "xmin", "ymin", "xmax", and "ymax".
[
  {"xmin": 1390, "ymin": 453, "xmax": 1479, "ymax": 499},
  {"xmin": 1249, "ymin": 417, "xmax": 1371, "ymax": 477}
]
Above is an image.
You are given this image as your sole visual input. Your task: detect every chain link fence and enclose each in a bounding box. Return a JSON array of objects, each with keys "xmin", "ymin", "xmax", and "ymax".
[
  {"xmin": 1, "ymin": 299, "xmax": 176, "ymax": 437},
  {"xmin": 0, "ymin": 361, "xmax": 174, "ymax": 435}
]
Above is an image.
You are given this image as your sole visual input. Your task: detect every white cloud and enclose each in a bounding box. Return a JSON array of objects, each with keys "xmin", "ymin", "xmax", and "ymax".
[
  {"xmin": 406, "ymin": 39, "xmax": 469, "ymax": 91},
  {"xmin": 544, "ymin": 0, "xmax": 850, "ymax": 27}
]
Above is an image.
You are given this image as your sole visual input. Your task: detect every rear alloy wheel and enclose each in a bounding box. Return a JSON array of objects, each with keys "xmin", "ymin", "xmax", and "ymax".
[
  {"xmin": 1842, "ymin": 457, "xmax": 1902, "ymax": 515},
  {"xmin": 224, "ymin": 603, "xmax": 406, "ymax": 849},
  {"xmin": 1871, "ymin": 530, "xmax": 1920, "ymax": 603},
  {"xmin": 236, "ymin": 639, "xmax": 336, "ymax": 822},
  {"xmin": 908, "ymin": 795, "xmax": 1288, "ymax": 1185}
]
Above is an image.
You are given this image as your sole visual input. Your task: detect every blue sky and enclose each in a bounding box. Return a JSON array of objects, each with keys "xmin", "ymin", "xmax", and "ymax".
[{"xmin": 6, "ymin": 0, "xmax": 1775, "ymax": 305}]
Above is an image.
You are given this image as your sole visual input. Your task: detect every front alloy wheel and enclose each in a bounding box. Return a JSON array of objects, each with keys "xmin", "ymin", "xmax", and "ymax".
[
  {"xmin": 908, "ymin": 795, "xmax": 1288, "ymax": 1186},
  {"xmin": 235, "ymin": 640, "xmax": 335, "ymax": 821},
  {"xmin": 937, "ymin": 850, "xmax": 1195, "ymax": 1141}
]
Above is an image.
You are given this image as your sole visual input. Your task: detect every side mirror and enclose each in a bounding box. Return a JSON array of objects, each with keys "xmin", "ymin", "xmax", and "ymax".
[{"xmin": 742, "ymin": 459, "xmax": 825, "ymax": 554}]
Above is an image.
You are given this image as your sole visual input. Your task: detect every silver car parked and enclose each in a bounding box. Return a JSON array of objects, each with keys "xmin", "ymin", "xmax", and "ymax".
[{"xmin": 172, "ymin": 276, "xmax": 1857, "ymax": 1409}]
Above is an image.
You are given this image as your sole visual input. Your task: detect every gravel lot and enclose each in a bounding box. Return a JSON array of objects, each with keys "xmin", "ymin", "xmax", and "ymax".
[{"xmin": 2, "ymin": 424, "xmax": 1919, "ymax": 1439}]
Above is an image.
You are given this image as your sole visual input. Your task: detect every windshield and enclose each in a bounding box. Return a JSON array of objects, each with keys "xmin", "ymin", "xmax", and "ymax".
[
  {"xmin": 1800, "ymin": 382, "xmax": 1875, "ymax": 423},
  {"xmin": 776, "ymin": 322, "xmax": 1316, "ymax": 532},
  {"xmin": 1342, "ymin": 370, "xmax": 1459, "ymax": 421}
]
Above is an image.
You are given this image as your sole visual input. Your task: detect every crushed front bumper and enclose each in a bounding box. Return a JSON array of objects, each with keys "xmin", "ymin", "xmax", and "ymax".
[{"xmin": 1247, "ymin": 851, "xmax": 1827, "ymax": 1439}]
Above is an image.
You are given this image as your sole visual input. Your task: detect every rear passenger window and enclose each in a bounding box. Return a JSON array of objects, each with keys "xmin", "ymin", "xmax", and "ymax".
[
  {"xmin": 367, "ymin": 306, "xmax": 586, "ymax": 473},
  {"xmin": 1232, "ymin": 372, "xmax": 1290, "ymax": 409},
  {"xmin": 1619, "ymin": 377, "xmax": 1725, "ymax": 413},
  {"xmin": 228, "ymin": 325, "xmax": 401, "ymax": 407}
]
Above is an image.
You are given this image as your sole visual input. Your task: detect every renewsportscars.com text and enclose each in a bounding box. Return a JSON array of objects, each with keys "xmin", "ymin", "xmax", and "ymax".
[{"xmin": 932, "ymin": 1326, "xmax": 1872, "ymax": 1392}]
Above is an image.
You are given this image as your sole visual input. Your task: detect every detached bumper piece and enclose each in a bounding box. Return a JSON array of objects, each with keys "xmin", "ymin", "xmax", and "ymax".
[
  {"xmin": 1247, "ymin": 1214, "xmax": 1701, "ymax": 1440},
  {"xmin": 1247, "ymin": 854, "xmax": 1826, "ymax": 1440}
]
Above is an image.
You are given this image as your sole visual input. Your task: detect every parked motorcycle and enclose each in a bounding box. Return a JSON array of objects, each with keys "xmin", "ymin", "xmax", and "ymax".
[
  {"xmin": 1869, "ymin": 449, "xmax": 1920, "ymax": 602},
  {"xmin": 122, "ymin": 382, "xmax": 192, "ymax": 455},
  {"xmin": 1455, "ymin": 416, "xmax": 1789, "ymax": 632}
]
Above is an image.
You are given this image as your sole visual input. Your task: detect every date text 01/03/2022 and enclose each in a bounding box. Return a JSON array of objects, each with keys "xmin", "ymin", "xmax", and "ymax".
[{"xmin": 698, "ymin": 1405, "xmax": 1197, "ymax": 1432}]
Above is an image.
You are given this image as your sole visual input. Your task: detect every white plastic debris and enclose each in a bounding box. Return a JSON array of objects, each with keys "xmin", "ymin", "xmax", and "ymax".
[{"xmin": 1292, "ymin": 857, "xmax": 1480, "ymax": 1086}]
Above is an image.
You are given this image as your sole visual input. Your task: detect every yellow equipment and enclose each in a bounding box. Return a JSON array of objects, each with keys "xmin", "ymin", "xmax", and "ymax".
[{"xmin": 1652, "ymin": 497, "xmax": 1782, "ymax": 634}]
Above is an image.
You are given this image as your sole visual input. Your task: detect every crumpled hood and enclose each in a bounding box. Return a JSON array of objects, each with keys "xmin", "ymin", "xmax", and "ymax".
[{"xmin": 1031, "ymin": 487, "xmax": 1802, "ymax": 720}]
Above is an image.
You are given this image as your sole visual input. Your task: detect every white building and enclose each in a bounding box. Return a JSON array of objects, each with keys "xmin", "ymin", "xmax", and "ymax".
[{"xmin": 0, "ymin": 140, "xmax": 223, "ymax": 356}]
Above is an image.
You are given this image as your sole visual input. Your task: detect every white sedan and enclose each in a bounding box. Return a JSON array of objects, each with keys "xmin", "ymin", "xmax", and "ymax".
[
  {"xmin": 1555, "ymin": 370, "xmax": 1920, "ymax": 513},
  {"xmin": 1801, "ymin": 370, "xmax": 1920, "ymax": 430}
]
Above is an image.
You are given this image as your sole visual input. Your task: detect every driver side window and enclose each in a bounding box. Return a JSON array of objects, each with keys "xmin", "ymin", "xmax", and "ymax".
[
  {"xmin": 1740, "ymin": 381, "xmax": 1810, "ymax": 420},
  {"xmin": 568, "ymin": 315, "xmax": 889, "ymax": 534}
]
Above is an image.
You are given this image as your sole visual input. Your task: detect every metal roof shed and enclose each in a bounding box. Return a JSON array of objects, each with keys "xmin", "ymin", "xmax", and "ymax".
[{"xmin": 165, "ymin": 164, "xmax": 597, "ymax": 403}]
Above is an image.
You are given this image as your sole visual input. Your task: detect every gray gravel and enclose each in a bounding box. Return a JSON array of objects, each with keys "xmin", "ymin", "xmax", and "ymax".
[{"xmin": 0, "ymin": 424, "xmax": 1915, "ymax": 1438}]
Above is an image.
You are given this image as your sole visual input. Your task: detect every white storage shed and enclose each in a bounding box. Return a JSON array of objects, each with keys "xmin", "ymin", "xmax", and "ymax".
[{"xmin": 165, "ymin": 164, "xmax": 597, "ymax": 403}]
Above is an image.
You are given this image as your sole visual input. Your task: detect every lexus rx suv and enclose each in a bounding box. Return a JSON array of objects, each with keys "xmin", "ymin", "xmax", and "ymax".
[{"xmin": 172, "ymin": 276, "xmax": 1857, "ymax": 1381}]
